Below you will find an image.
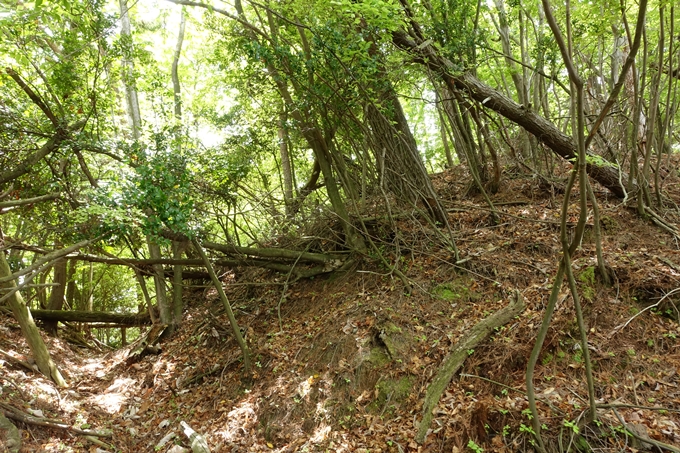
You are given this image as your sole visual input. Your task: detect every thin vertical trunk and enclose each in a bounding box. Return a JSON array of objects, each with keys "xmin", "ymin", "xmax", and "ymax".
[
  {"xmin": 278, "ymin": 109, "xmax": 294, "ymax": 216},
  {"xmin": 171, "ymin": 7, "xmax": 186, "ymax": 121},
  {"xmin": 435, "ymin": 90, "xmax": 455, "ymax": 167},
  {"xmin": 148, "ymin": 239, "xmax": 170, "ymax": 324},
  {"xmin": 65, "ymin": 259, "xmax": 77, "ymax": 308},
  {"xmin": 119, "ymin": 0, "xmax": 141, "ymax": 138},
  {"xmin": 119, "ymin": 0, "xmax": 170, "ymax": 324},
  {"xmin": 134, "ymin": 269, "xmax": 157, "ymax": 323},
  {"xmin": 172, "ymin": 241, "xmax": 186, "ymax": 330},
  {"xmin": 44, "ymin": 256, "xmax": 67, "ymax": 336}
]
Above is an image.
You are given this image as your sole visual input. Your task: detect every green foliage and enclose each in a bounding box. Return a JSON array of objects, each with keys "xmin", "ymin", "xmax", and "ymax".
[
  {"xmin": 122, "ymin": 133, "xmax": 195, "ymax": 240},
  {"xmin": 578, "ymin": 266, "xmax": 596, "ymax": 301},
  {"xmin": 467, "ymin": 439, "xmax": 484, "ymax": 453}
]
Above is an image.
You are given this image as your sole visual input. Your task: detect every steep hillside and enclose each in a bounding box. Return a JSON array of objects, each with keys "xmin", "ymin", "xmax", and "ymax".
[{"xmin": 2, "ymin": 165, "xmax": 680, "ymax": 452}]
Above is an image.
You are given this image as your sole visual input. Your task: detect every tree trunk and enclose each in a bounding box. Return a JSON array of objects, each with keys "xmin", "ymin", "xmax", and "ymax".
[
  {"xmin": 119, "ymin": 0, "xmax": 142, "ymax": 138},
  {"xmin": 171, "ymin": 7, "xmax": 186, "ymax": 120},
  {"xmin": 172, "ymin": 241, "xmax": 186, "ymax": 331},
  {"xmin": 366, "ymin": 87, "xmax": 449, "ymax": 226},
  {"xmin": 44, "ymin": 256, "xmax": 67, "ymax": 336},
  {"xmin": 28, "ymin": 308, "xmax": 151, "ymax": 326},
  {"xmin": 119, "ymin": 0, "xmax": 172, "ymax": 329},
  {"xmin": 65, "ymin": 259, "xmax": 77, "ymax": 309},
  {"xmin": 392, "ymin": 30, "xmax": 630, "ymax": 198},
  {"xmin": 0, "ymin": 251, "xmax": 66, "ymax": 387},
  {"xmin": 148, "ymin": 239, "xmax": 171, "ymax": 324},
  {"xmin": 278, "ymin": 109, "xmax": 294, "ymax": 216}
]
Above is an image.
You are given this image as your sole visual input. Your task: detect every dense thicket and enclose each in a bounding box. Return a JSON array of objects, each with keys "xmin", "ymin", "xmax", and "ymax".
[{"xmin": 0, "ymin": 0, "xmax": 678, "ymax": 420}]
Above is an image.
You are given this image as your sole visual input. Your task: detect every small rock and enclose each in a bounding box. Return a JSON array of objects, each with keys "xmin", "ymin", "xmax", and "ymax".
[{"xmin": 167, "ymin": 446, "xmax": 190, "ymax": 453}]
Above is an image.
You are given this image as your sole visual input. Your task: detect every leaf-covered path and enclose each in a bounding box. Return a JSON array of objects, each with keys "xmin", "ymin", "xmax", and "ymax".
[{"xmin": 2, "ymin": 166, "xmax": 680, "ymax": 452}]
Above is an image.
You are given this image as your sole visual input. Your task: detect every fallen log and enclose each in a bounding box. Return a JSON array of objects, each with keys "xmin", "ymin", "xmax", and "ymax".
[
  {"xmin": 203, "ymin": 241, "xmax": 337, "ymax": 264},
  {"xmin": 29, "ymin": 309, "xmax": 151, "ymax": 326},
  {"xmin": 416, "ymin": 290, "xmax": 525, "ymax": 444},
  {"xmin": 5, "ymin": 241, "xmax": 346, "ymax": 279}
]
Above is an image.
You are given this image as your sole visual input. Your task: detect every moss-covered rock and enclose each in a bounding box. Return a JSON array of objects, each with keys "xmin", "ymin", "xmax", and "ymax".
[{"xmin": 378, "ymin": 321, "xmax": 411, "ymax": 361}]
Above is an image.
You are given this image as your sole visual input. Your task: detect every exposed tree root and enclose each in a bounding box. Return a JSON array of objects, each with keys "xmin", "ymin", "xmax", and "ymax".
[
  {"xmin": 416, "ymin": 290, "xmax": 525, "ymax": 443},
  {"xmin": 0, "ymin": 402, "xmax": 112, "ymax": 438}
]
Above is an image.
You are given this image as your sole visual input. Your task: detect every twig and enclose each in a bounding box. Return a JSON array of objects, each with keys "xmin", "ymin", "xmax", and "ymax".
[
  {"xmin": 611, "ymin": 407, "xmax": 680, "ymax": 452},
  {"xmin": 611, "ymin": 287, "xmax": 680, "ymax": 334},
  {"xmin": 84, "ymin": 435, "xmax": 115, "ymax": 450},
  {"xmin": 0, "ymin": 348, "xmax": 36, "ymax": 373},
  {"xmin": 597, "ymin": 403, "xmax": 680, "ymax": 413},
  {"xmin": 460, "ymin": 373, "xmax": 564, "ymax": 414},
  {"xmin": 0, "ymin": 403, "xmax": 112, "ymax": 437},
  {"xmin": 278, "ymin": 244, "xmax": 308, "ymax": 332}
]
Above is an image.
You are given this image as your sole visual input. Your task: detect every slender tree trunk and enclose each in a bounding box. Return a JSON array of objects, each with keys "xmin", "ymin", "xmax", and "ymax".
[
  {"xmin": 278, "ymin": 109, "xmax": 294, "ymax": 216},
  {"xmin": 148, "ymin": 239, "xmax": 170, "ymax": 324},
  {"xmin": 119, "ymin": 0, "xmax": 171, "ymax": 325},
  {"xmin": 65, "ymin": 259, "xmax": 77, "ymax": 308},
  {"xmin": 119, "ymin": 0, "xmax": 141, "ymax": 138},
  {"xmin": 44, "ymin": 256, "xmax": 67, "ymax": 336},
  {"xmin": 171, "ymin": 240, "xmax": 186, "ymax": 330},
  {"xmin": 171, "ymin": 7, "xmax": 186, "ymax": 121},
  {"xmin": 435, "ymin": 90, "xmax": 455, "ymax": 167}
]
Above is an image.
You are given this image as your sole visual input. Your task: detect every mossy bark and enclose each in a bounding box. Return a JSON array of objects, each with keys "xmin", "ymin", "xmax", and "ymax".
[
  {"xmin": 0, "ymin": 251, "xmax": 67, "ymax": 387},
  {"xmin": 416, "ymin": 291, "xmax": 525, "ymax": 443},
  {"xmin": 0, "ymin": 411, "xmax": 21, "ymax": 453}
]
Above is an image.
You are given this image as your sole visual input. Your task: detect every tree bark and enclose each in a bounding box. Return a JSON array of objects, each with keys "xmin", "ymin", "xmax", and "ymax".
[
  {"xmin": 366, "ymin": 88, "xmax": 449, "ymax": 226},
  {"xmin": 1, "ymin": 251, "xmax": 66, "ymax": 387},
  {"xmin": 171, "ymin": 7, "xmax": 186, "ymax": 120},
  {"xmin": 0, "ymin": 411, "xmax": 21, "ymax": 453},
  {"xmin": 392, "ymin": 31, "xmax": 630, "ymax": 198},
  {"xmin": 416, "ymin": 291, "xmax": 525, "ymax": 443},
  {"xmin": 278, "ymin": 109, "xmax": 294, "ymax": 216},
  {"xmin": 28, "ymin": 309, "xmax": 151, "ymax": 326},
  {"xmin": 119, "ymin": 0, "xmax": 142, "ymax": 138},
  {"xmin": 44, "ymin": 256, "xmax": 67, "ymax": 336}
]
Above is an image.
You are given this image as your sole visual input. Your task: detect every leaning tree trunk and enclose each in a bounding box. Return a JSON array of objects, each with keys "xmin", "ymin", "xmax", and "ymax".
[
  {"xmin": 0, "ymin": 250, "xmax": 66, "ymax": 387},
  {"xmin": 392, "ymin": 30, "xmax": 631, "ymax": 199},
  {"xmin": 366, "ymin": 86, "xmax": 449, "ymax": 226}
]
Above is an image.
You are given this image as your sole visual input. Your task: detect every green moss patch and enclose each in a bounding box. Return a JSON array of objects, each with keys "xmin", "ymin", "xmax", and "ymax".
[
  {"xmin": 367, "ymin": 376, "xmax": 414, "ymax": 414},
  {"xmin": 432, "ymin": 277, "xmax": 481, "ymax": 302}
]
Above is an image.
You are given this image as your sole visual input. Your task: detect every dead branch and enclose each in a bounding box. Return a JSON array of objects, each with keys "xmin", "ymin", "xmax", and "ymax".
[{"xmin": 0, "ymin": 402, "xmax": 112, "ymax": 438}]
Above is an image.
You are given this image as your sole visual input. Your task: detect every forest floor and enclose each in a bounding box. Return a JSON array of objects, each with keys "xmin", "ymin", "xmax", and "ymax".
[{"xmin": 2, "ymin": 161, "xmax": 680, "ymax": 453}]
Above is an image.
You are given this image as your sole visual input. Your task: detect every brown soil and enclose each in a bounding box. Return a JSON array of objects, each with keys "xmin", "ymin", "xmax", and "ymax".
[{"xmin": 2, "ymin": 163, "xmax": 680, "ymax": 452}]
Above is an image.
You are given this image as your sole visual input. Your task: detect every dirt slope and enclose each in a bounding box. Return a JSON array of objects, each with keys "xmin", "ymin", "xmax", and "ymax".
[{"xmin": 2, "ymin": 165, "xmax": 680, "ymax": 452}]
